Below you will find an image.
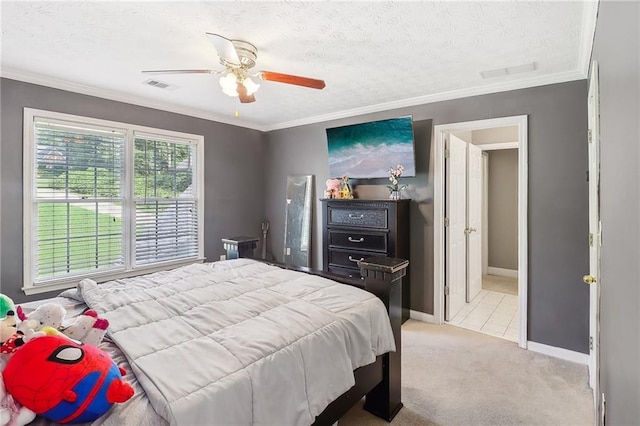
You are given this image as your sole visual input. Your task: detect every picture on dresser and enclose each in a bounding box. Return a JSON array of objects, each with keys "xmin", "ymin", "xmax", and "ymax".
[{"xmin": 326, "ymin": 116, "xmax": 416, "ymax": 179}]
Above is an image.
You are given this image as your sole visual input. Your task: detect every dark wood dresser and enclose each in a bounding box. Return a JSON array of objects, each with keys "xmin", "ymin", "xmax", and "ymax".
[{"xmin": 321, "ymin": 199, "xmax": 410, "ymax": 322}]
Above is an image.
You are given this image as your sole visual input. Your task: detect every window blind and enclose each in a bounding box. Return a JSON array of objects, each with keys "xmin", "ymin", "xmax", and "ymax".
[
  {"xmin": 33, "ymin": 119, "xmax": 125, "ymax": 281},
  {"xmin": 133, "ymin": 137, "xmax": 199, "ymax": 265}
]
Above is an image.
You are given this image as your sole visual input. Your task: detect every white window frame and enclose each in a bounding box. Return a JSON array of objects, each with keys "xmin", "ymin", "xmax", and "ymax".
[{"xmin": 23, "ymin": 108, "xmax": 205, "ymax": 295}]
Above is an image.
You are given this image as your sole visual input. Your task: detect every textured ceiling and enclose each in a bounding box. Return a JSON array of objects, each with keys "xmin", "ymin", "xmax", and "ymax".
[{"xmin": 0, "ymin": 1, "xmax": 596, "ymax": 130}]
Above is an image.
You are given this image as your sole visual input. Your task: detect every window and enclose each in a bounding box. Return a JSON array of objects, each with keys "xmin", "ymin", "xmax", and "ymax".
[{"xmin": 23, "ymin": 109, "xmax": 204, "ymax": 294}]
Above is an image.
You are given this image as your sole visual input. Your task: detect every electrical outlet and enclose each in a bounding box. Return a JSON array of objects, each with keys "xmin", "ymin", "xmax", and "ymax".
[
  {"xmin": 286, "ymin": 247, "xmax": 291, "ymax": 256},
  {"xmin": 220, "ymin": 254, "xmax": 226, "ymax": 261}
]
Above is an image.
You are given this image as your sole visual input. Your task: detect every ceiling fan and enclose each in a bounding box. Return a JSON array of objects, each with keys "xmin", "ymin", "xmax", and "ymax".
[{"xmin": 142, "ymin": 33, "xmax": 326, "ymax": 104}]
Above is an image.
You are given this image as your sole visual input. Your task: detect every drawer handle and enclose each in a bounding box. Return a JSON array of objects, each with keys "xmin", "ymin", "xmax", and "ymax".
[
  {"xmin": 348, "ymin": 236, "xmax": 365, "ymax": 243},
  {"xmin": 348, "ymin": 213, "xmax": 364, "ymax": 219},
  {"xmin": 348, "ymin": 256, "xmax": 365, "ymax": 263}
]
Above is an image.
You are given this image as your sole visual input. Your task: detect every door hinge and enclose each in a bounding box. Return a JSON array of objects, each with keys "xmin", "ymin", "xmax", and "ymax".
[
  {"xmin": 588, "ymin": 129, "xmax": 592, "ymax": 144},
  {"xmin": 589, "ymin": 336, "xmax": 594, "ymax": 350},
  {"xmin": 444, "ymin": 286, "xmax": 450, "ymax": 296},
  {"xmin": 444, "ymin": 148, "xmax": 450, "ymax": 159},
  {"xmin": 444, "ymin": 217, "xmax": 449, "ymax": 227},
  {"xmin": 589, "ymin": 233, "xmax": 594, "ymax": 247}
]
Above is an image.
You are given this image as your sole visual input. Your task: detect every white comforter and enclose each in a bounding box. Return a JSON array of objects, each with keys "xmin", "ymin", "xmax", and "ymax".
[{"xmin": 78, "ymin": 259, "xmax": 395, "ymax": 426}]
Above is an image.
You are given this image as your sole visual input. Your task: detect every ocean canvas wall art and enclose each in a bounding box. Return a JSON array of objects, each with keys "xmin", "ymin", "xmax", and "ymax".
[{"xmin": 326, "ymin": 116, "xmax": 416, "ymax": 178}]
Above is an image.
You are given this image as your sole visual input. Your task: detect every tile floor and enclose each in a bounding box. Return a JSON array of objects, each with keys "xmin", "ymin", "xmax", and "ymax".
[{"xmin": 448, "ymin": 282, "xmax": 519, "ymax": 342}]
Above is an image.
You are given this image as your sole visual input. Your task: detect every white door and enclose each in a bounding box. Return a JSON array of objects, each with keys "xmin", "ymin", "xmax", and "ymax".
[
  {"xmin": 445, "ymin": 134, "xmax": 468, "ymax": 320},
  {"xmin": 587, "ymin": 61, "xmax": 601, "ymax": 402},
  {"xmin": 467, "ymin": 143, "xmax": 483, "ymax": 302}
]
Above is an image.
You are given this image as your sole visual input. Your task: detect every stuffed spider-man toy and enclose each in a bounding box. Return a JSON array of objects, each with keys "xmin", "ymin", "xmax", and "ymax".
[{"xmin": 3, "ymin": 335, "xmax": 134, "ymax": 424}]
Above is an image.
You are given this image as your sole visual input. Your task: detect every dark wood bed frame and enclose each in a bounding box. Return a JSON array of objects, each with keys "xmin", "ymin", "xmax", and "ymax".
[{"xmin": 223, "ymin": 237, "xmax": 406, "ymax": 425}]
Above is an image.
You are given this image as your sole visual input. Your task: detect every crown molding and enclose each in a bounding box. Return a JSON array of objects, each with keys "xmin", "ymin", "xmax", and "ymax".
[
  {"xmin": 2, "ymin": 66, "xmax": 587, "ymax": 133},
  {"xmin": 577, "ymin": 0, "xmax": 600, "ymax": 78},
  {"xmin": 264, "ymin": 70, "xmax": 585, "ymax": 131},
  {"xmin": 0, "ymin": 67, "xmax": 266, "ymax": 132}
]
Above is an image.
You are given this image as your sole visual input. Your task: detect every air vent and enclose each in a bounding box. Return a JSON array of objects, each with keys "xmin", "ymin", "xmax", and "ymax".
[
  {"xmin": 480, "ymin": 62, "xmax": 537, "ymax": 79},
  {"xmin": 143, "ymin": 79, "xmax": 173, "ymax": 89}
]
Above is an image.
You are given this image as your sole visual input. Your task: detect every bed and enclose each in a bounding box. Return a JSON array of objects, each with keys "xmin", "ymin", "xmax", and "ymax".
[{"xmin": 19, "ymin": 255, "xmax": 406, "ymax": 426}]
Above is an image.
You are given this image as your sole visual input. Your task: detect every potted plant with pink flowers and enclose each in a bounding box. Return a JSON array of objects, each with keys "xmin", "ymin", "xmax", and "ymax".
[{"xmin": 387, "ymin": 164, "xmax": 407, "ymax": 200}]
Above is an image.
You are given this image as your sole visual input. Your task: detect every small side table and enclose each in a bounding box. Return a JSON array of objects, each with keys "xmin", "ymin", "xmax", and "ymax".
[{"xmin": 222, "ymin": 236, "xmax": 259, "ymax": 259}]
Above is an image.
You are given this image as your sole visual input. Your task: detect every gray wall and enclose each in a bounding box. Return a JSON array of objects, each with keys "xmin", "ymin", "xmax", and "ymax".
[
  {"xmin": 591, "ymin": 1, "xmax": 640, "ymax": 423},
  {"xmin": 487, "ymin": 149, "xmax": 518, "ymax": 270},
  {"xmin": 265, "ymin": 80, "xmax": 589, "ymax": 353},
  {"xmin": 0, "ymin": 78, "xmax": 266, "ymax": 304}
]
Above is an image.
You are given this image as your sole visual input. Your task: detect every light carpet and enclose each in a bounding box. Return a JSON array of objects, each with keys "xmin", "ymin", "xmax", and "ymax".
[
  {"xmin": 339, "ymin": 321, "xmax": 593, "ymax": 426},
  {"xmin": 482, "ymin": 274, "xmax": 518, "ymax": 295}
]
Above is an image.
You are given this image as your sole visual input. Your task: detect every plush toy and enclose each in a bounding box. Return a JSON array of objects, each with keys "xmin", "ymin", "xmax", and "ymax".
[
  {"xmin": 62, "ymin": 310, "xmax": 109, "ymax": 347},
  {"xmin": 0, "ymin": 303, "xmax": 38, "ymax": 426},
  {"xmin": 0, "ymin": 312, "xmax": 18, "ymax": 344},
  {"xmin": 0, "ymin": 312, "xmax": 21, "ymax": 355},
  {"xmin": 325, "ymin": 178, "xmax": 341, "ymax": 198},
  {"xmin": 0, "ymin": 374, "xmax": 36, "ymax": 426},
  {"xmin": 1, "ymin": 309, "xmax": 45, "ymax": 356},
  {"xmin": 0, "ymin": 296, "xmax": 14, "ymax": 320},
  {"xmin": 3, "ymin": 335, "xmax": 134, "ymax": 424},
  {"xmin": 16, "ymin": 303, "xmax": 66, "ymax": 332}
]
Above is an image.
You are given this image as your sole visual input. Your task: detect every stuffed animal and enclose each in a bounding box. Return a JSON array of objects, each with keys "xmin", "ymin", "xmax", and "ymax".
[
  {"xmin": 0, "ymin": 374, "xmax": 36, "ymax": 426},
  {"xmin": 0, "ymin": 296, "xmax": 14, "ymax": 320},
  {"xmin": 0, "ymin": 311, "xmax": 45, "ymax": 356},
  {"xmin": 325, "ymin": 178, "xmax": 341, "ymax": 198},
  {"xmin": 3, "ymin": 335, "xmax": 134, "ymax": 424},
  {"xmin": 0, "ymin": 312, "xmax": 18, "ymax": 345},
  {"xmin": 0, "ymin": 302, "xmax": 38, "ymax": 426},
  {"xmin": 0, "ymin": 312, "xmax": 21, "ymax": 355},
  {"xmin": 62, "ymin": 310, "xmax": 109, "ymax": 347},
  {"xmin": 16, "ymin": 303, "xmax": 66, "ymax": 332}
]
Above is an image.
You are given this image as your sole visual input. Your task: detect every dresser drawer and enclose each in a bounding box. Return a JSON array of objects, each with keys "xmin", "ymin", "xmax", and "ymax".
[
  {"xmin": 328, "ymin": 207, "xmax": 388, "ymax": 229},
  {"xmin": 328, "ymin": 249, "xmax": 372, "ymax": 268},
  {"xmin": 328, "ymin": 230, "xmax": 388, "ymax": 252},
  {"xmin": 328, "ymin": 265, "xmax": 363, "ymax": 280}
]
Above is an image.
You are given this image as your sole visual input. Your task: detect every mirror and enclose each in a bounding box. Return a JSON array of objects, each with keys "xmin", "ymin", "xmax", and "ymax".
[{"xmin": 283, "ymin": 175, "xmax": 314, "ymax": 267}]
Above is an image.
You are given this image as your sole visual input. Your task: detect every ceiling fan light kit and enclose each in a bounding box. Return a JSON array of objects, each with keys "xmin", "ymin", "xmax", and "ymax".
[
  {"xmin": 219, "ymin": 72, "xmax": 238, "ymax": 96},
  {"xmin": 142, "ymin": 33, "xmax": 325, "ymax": 104},
  {"xmin": 242, "ymin": 77, "xmax": 260, "ymax": 96}
]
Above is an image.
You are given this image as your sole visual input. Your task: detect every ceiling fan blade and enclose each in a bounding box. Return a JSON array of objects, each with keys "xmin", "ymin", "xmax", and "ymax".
[
  {"xmin": 237, "ymin": 83, "xmax": 256, "ymax": 103},
  {"xmin": 206, "ymin": 33, "xmax": 241, "ymax": 66},
  {"xmin": 141, "ymin": 69, "xmax": 219, "ymax": 75},
  {"xmin": 258, "ymin": 71, "xmax": 326, "ymax": 90}
]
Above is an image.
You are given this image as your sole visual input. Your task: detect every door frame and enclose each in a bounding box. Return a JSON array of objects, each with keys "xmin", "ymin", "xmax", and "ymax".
[
  {"xmin": 434, "ymin": 115, "xmax": 528, "ymax": 349},
  {"xmin": 587, "ymin": 60, "xmax": 601, "ymax": 406}
]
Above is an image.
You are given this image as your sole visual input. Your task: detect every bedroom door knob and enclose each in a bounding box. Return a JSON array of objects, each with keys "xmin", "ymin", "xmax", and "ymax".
[{"xmin": 583, "ymin": 274, "xmax": 597, "ymax": 285}]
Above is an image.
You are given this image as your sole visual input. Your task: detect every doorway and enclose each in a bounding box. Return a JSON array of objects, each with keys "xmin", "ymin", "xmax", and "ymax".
[{"xmin": 434, "ymin": 115, "xmax": 528, "ymax": 349}]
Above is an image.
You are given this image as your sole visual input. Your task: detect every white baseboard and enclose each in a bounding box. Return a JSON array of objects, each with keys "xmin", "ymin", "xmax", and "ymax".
[
  {"xmin": 410, "ymin": 310, "xmax": 438, "ymax": 324},
  {"xmin": 527, "ymin": 341, "xmax": 589, "ymax": 365},
  {"xmin": 487, "ymin": 267, "xmax": 518, "ymax": 279}
]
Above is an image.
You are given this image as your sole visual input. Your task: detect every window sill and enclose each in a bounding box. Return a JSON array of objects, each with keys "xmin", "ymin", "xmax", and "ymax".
[{"xmin": 22, "ymin": 257, "xmax": 206, "ymax": 296}]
